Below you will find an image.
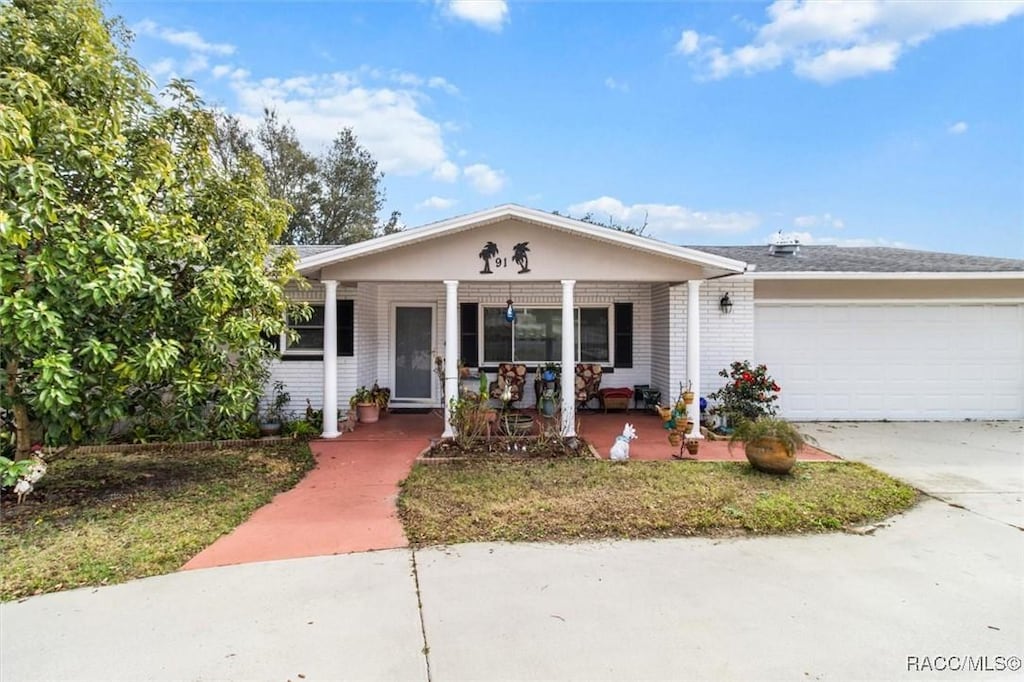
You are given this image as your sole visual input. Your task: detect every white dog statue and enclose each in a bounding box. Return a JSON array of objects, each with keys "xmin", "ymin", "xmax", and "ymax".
[{"xmin": 609, "ymin": 423, "xmax": 637, "ymax": 461}]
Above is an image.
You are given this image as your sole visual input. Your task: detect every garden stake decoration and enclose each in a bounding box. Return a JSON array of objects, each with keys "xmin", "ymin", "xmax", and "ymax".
[{"xmin": 658, "ymin": 382, "xmax": 697, "ymax": 459}]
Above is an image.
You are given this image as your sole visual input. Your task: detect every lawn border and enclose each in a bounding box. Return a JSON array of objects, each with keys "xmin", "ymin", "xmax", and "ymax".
[{"xmin": 70, "ymin": 436, "xmax": 295, "ymax": 454}]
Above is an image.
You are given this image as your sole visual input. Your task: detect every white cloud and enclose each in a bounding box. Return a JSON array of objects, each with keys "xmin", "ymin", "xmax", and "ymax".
[
  {"xmin": 182, "ymin": 54, "xmax": 210, "ymax": 75},
  {"xmin": 134, "ymin": 19, "xmax": 236, "ymax": 55},
  {"xmin": 680, "ymin": 0, "xmax": 1024, "ymax": 83},
  {"xmin": 211, "ymin": 64, "xmax": 232, "ymax": 79},
  {"xmin": 150, "ymin": 58, "xmax": 176, "ymax": 78},
  {"xmin": 229, "ymin": 70, "xmax": 456, "ymax": 176},
  {"xmin": 793, "ymin": 42, "xmax": 901, "ymax": 83},
  {"xmin": 948, "ymin": 120, "xmax": 968, "ymax": 134},
  {"xmin": 567, "ymin": 196, "xmax": 760, "ymax": 238},
  {"xmin": 441, "ymin": 0, "xmax": 509, "ymax": 32},
  {"xmin": 432, "ymin": 160, "xmax": 460, "ymax": 182},
  {"xmin": 464, "ymin": 163, "xmax": 506, "ymax": 194},
  {"xmin": 675, "ymin": 29, "xmax": 701, "ymax": 55},
  {"xmin": 428, "ymin": 76, "xmax": 460, "ymax": 95},
  {"xmin": 604, "ymin": 77, "xmax": 630, "ymax": 92},
  {"xmin": 417, "ymin": 196, "xmax": 457, "ymax": 210},
  {"xmin": 793, "ymin": 213, "xmax": 845, "ymax": 229}
]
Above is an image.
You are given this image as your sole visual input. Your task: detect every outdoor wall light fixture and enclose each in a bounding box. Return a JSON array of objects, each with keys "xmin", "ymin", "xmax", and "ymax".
[{"xmin": 719, "ymin": 292, "xmax": 733, "ymax": 314}]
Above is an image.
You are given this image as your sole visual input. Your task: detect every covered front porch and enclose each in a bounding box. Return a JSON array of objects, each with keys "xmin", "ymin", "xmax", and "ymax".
[{"xmin": 289, "ymin": 205, "xmax": 752, "ymax": 442}]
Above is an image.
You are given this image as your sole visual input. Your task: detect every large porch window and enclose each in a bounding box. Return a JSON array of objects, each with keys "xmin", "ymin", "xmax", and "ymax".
[{"xmin": 481, "ymin": 306, "xmax": 609, "ymax": 364}]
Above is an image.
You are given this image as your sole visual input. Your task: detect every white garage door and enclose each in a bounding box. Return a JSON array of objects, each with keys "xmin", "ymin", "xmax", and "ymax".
[{"xmin": 755, "ymin": 303, "xmax": 1024, "ymax": 420}]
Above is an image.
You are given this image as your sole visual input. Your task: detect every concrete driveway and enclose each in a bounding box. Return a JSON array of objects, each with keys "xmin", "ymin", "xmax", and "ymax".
[
  {"xmin": 800, "ymin": 421, "xmax": 1024, "ymax": 529},
  {"xmin": 3, "ymin": 422, "xmax": 1022, "ymax": 681}
]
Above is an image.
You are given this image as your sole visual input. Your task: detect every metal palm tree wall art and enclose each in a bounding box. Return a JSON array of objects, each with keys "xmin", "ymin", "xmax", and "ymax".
[
  {"xmin": 479, "ymin": 241, "xmax": 499, "ymax": 274},
  {"xmin": 478, "ymin": 241, "xmax": 533, "ymax": 275},
  {"xmin": 512, "ymin": 242, "xmax": 530, "ymax": 273}
]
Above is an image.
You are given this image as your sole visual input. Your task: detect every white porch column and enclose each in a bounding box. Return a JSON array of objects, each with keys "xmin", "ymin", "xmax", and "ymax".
[
  {"xmin": 687, "ymin": 279, "xmax": 703, "ymax": 439},
  {"xmin": 560, "ymin": 279, "xmax": 576, "ymax": 438},
  {"xmin": 321, "ymin": 279, "xmax": 341, "ymax": 439},
  {"xmin": 442, "ymin": 280, "xmax": 459, "ymax": 438}
]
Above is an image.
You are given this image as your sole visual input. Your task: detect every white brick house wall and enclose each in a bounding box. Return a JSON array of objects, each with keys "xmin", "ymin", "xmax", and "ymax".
[
  {"xmin": 264, "ymin": 277, "xmax": 755, "ymax": 414},
  {"xmin": 356, "ymin": 282, "xmax": 379, "ymax": 391},
  {"xmin": 650, "ymin": 284, "xmax": 671, "ymax": 401},
  {"xmin": 264, "ymin": 284, "xmax": 356, "ymax": 418},
  {"xmin": 699, "ymin": 279, "xmax": 755, "ymax": 395}
]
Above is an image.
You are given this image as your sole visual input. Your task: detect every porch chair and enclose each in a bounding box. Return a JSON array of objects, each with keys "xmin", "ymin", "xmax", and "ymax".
[
  {"xmin": 489, "ymin": 363, "xmax": 528, "ymax": 407},
  {"xmin": 574, "ymin": 363, "xmax": 603, "ymax": 410}
]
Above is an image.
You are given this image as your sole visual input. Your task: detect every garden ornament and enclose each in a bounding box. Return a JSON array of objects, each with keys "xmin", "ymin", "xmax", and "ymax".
[
  {"xmin": 609, "ymin": 422, "xmax": 638, "ymax": 461},
  {"xmin": 14, "ymin": 456, "xmax": 48, "ymax": 504}
]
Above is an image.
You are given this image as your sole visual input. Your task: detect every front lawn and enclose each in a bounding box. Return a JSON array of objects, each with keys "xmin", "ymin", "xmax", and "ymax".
[
  {"xmin": 1, "ymin": 443, "xmax": 314, "ymax": 601},
  {"xmin": 398, "ymin": 460, "xmax": 917, "ymax": 545}
]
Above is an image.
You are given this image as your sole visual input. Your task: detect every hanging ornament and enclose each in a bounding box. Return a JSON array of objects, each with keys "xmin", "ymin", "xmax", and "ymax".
[{"xmin": 505, "ymin": 298, "xmax": 516, "ymax": 323}]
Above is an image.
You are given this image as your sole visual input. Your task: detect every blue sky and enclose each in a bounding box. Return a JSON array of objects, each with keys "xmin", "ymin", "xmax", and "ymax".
[{"xmin": 110, "ymin": 1, "xmax": 1024, "ymax": 257}]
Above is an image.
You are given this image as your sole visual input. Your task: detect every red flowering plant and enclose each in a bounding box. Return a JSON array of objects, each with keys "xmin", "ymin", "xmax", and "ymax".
[{"xmin": 706, "ymin": 360, "xmax": 781, "ymax": 423}]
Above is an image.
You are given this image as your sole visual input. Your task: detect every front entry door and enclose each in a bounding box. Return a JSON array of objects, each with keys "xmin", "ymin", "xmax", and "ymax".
[{"xmin": 394, "ymin": 306, "xmax": 434, "ymax": 401}]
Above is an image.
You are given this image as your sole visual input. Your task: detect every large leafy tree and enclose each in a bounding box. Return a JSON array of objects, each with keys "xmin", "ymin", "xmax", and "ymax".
[
  {"xmin": 256, "ymin": 109, "xmax": 320, "ymax": 245},
  {"xmin": 231, "ymin": 109, "xmax": 402, "ymax": 245},
  {"xmin": 317, "ymin": 127, "xmax": 402, "ymax": 244},
  {"xmin": 0, "ymin": 0, "xmax": 302, "ymax": 457}
]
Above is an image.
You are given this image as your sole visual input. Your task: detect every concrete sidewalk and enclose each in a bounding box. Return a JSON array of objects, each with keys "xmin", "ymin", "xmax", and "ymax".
[{"xmin": 4, "ymin": 499, "xmax": 1021, "ymax": 681}]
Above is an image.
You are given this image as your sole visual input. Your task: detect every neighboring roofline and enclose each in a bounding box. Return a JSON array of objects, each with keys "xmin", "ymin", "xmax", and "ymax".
[
  {"xmin": 297, "ymin": 204, "xmax": 748, "ymax": 275},
  {"xmin": 746, "ymin": 271, "xmax": 1024, "ymax": 280}
]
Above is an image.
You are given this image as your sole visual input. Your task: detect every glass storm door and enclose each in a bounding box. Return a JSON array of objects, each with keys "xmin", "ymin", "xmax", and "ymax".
[{"xmin": 394, "ymin": 306, "xmax": 433, "ymax": 400}]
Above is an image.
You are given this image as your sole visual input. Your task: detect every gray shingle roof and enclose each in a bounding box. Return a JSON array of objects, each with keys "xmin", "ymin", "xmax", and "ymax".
[
  {"xmin": 272, "ymin": 245, "xmax": 341, "ymax": 259},
  {"xmin": 690, "ymin": 245, "xmax": 1024, "ymax": 273}
]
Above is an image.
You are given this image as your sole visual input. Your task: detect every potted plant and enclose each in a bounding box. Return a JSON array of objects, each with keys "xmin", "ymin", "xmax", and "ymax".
[
  {"xmin": 540, "ymin": 362, "xmax": 560, "ymax": 383},
  {"xmin": 350, "ymin": 386, "xmax": 379, "ymax": 423},
  {"xmin": 259, "ymin": 381, "xmax": 290, "ymax": 436},
  {"xmin": 538, "ymin": 386, "xmax": 557, "ymax": 417},
  {"xmin": 728, "ymin": 417, "xmax": 811, "ymax": 475},
  {"xmin": 707, "ymin": 361, "xmax": 781, "ymax": 427},
  {"xmin": 681, "ymin": 380, "xmax": 695, "ymax": 406},
  {"xmin": 370, "ymin": 382, "xmax": 391, "ymax": 417}
]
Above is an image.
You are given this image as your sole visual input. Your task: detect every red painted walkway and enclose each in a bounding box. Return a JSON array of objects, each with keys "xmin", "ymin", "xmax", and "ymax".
[
  {"xmin": 183, "ymin": 410, "xmax": 834, "ymax": 570},
  {"xmin": 182, "ymin": 414, "xmax": 438, "ymax": 570}
]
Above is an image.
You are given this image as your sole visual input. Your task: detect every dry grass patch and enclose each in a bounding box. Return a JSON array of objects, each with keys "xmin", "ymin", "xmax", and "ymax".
[
  {"xmin": 1, "ymin": 443, "xmax": 314, "ymax": 601},
  {"xmin": 399, "ymin": 459, "xmax": 917, "ymax": 545}
]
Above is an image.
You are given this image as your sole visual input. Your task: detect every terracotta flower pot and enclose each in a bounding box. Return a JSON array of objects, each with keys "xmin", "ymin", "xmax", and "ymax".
[
  {"xmin": 356, "ymin": 402, "xmax": 380, "ymax": 424},
  {"xmin": 744, "ymin": 438, "xmax": 796, "ymax": 475}
]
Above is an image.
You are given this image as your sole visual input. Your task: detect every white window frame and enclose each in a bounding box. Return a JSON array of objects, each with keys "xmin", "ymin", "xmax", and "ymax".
[{"xmin": 478, "ymin": 304, "xmax": 614, "ymax": 365}]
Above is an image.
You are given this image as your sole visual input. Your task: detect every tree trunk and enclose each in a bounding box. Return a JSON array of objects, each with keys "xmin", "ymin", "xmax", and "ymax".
[{"xmin": 5, "ymin": 359, "xmax": 32, "ymax": 460}]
